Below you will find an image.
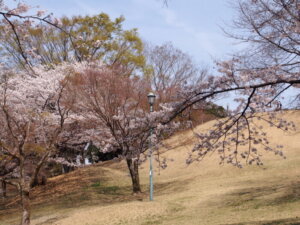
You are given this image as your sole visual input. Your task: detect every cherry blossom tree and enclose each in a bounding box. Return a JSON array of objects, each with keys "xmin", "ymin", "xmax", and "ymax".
[
  {"xmin": 169, "ymin": 74, "xmax": 298, "ymax": 167},
  {"xmin": 164, "ymin": 0, "xmax": 300, "ymax": 167},
  {"xmin": 0, "ymin": 0, "xmax": 178, "ymax": 199},
  {"xmin": 0, "ymin": 1, "xmax": 67, "ymax": 71},
  {"xmin": 224, "ymin": 0, "xmax": 300, "ymax": 105},
  {"xmin": 68, "ymin": 63, "xmax": 179, "ymax": 193},
  {"xmin": 0, "ymin": 63, "xmax": 76, "ymax": 225}
]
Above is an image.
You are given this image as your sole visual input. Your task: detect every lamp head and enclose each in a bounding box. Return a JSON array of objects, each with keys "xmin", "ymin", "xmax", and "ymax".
[{"xmin": 147, "ymin": 92, "xmax": 156, "ymax": 106}]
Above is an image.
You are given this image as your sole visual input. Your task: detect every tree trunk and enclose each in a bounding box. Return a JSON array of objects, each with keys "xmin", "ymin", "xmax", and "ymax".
[
  {"xmin": 20, "ymin": 158, "xmax": 31, "ymax": 225},
  {"xmin": 0, "ymin": 180, "xmax": 6, "ymax": 198},
  {"xmin": 31, "ymin": 175, "xmax": 39, "ymax": 188},
  {"xmin": 126, "ymin": 158, "xmax": 141, "ymax": 193},
  {"xmin": 20, "ymin": 188, "xmax": 30, "ymax": 225}
]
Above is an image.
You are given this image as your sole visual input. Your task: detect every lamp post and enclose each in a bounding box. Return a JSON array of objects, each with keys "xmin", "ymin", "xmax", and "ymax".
[{"xmin": 147, "ymin": 92, "xmax": 156, "ymax": 201}]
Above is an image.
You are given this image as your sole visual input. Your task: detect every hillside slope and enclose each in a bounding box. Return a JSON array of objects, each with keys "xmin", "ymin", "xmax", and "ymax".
[{"xmin": 1, "ymin": 110, "xmax": 300, "ymax": 225}]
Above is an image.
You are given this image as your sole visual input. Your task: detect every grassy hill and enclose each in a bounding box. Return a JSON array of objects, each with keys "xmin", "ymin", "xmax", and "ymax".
[{"xmin": 1, "ymin": 110, "xmax": 300, "ymax": 225}]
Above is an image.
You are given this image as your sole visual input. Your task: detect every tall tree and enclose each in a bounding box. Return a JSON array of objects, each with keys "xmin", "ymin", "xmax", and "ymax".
[
  {"xmin": 68, "ymin": 64, "xmax": 179, "ymax": 193},
  {"xmin": 0, "ymin": 63, "xmax": 76, "ymax": 225},
  {"xmin": 0, "ymin": 13, "xmax": 145, "ymax": 74}
]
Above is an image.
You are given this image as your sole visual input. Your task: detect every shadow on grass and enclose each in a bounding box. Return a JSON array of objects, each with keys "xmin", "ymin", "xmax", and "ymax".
[
  {"xmin": 34, "ymin": 216, "xmax": 68, "ymax": 225},
  {"xmin": 52, "ymin": 183, "xmax": 137, "ymax": 210},
  {"xmin": 224, "ymin": 181, "xmax": 300, "ymax": 208},
  {"xmin": 55, "ymin": 175, "xmax": 192, "ymax": 207},
  {"xmin": 0, "ymin": 163, "xmax": 192, "ymax": 225},
  {"xmin": 153, "ymin": 177, "xmax": 192, "ymax": 195},
  {"xmin": 220, "ymin": 181, "xmax": 300, "ymax": 225},
  {"xmin": 223, "ymin": 216, "xmax": 300, "ymax": 225}
]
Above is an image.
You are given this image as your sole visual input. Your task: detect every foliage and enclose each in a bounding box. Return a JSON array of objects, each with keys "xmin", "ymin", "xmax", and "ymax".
[
  {"xmin": 204, "ymin": 103, "xmax": 227, "ymax": 118},
  {"xmin": 66, "ymin": 63, "xmax": 180, "ymax": 192},
  {"xmin": 0, "ymin": 11, "xmax": 145, "ymax": 74},
  {"xmin": 0, "ymin": 61, "xmax": 76, "ymax": 225}
]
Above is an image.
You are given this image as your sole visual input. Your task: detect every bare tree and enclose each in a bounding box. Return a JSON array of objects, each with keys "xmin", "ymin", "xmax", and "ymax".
[{"xmin": 145, "ymin": 42, "xmax": 206, "ymax": 103}]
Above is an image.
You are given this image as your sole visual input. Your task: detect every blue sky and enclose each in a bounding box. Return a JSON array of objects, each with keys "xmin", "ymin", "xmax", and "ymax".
[{"xmin": 23, "ymin": 0, "xmax": 240, "ymax": 66}]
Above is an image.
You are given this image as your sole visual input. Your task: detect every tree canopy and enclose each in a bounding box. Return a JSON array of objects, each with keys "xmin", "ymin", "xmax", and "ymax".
[{"xmin": 0, "ymin": 12, "xmax": 145, "ymax": 74}]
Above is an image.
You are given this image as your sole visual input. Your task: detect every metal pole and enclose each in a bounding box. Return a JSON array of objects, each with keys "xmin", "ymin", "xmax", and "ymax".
[{"xmin": 149, "ymin": 104, "xmax": 154, "ymax": 201}]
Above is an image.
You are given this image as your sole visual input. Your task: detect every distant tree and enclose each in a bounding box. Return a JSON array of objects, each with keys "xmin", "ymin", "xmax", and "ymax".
[
  {"xmin": 144, "ymin": 43, "xmax": 217, "ymax": 125},
  {"xmin": 144, "ymin": 42, "xmax": 206, "ymax": 103},
  {"xmin": 204, "ymin": 102, "xmax": 227, "ymax": 118},
  {"xmin": 0, "ymin": 13, "xmax": 145, "ymax": 74}
]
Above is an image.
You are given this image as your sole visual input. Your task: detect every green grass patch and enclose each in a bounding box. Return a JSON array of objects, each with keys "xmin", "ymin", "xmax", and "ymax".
[
  {"xmin": 96, "ymin": 185, "xmax": 120, "ymax": 195},
  {"xmin": 89, "ymin": 181, "xmax": 121, "ymax": 195},
  {"xmin": 90, "ymin": 181, "xmax": 101, "ymax": 188}
]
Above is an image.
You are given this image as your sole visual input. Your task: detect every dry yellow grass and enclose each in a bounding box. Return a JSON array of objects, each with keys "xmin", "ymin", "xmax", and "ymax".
[{"xmin": 1, "ymin": 110, "xmax": 300, "ymax": 225}]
